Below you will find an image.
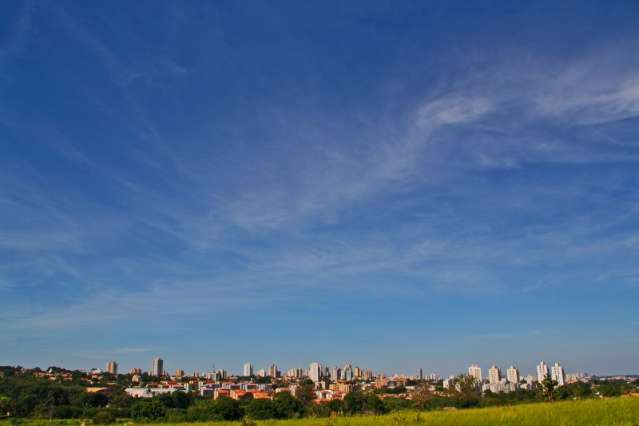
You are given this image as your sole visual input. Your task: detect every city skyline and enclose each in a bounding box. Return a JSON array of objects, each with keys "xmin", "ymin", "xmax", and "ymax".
[
  {"xmin": 1, "ymin": 1, "xmax": 639, "ymax": 375},
  {"xmin": 26, "ymin": 356, "xmax": 593, "ymax": 383}
]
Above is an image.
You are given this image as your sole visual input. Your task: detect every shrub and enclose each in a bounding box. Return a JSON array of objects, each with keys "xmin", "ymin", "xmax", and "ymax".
[
  {"xmin": 245, "ymin": 399, "xmax": 275, "ymax": 419},
  {"xmin": 92, "ymin": 409, "xmax": 116, "ymax": 425}
]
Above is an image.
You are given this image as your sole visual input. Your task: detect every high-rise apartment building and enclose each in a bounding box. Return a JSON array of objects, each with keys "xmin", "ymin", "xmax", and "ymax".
[
  {"xmin": 363, "ymin": 369, "xmax": 374, "ymax": 381},
  {"xmin": 506, "ymin": 366, "xmax": 520, "ymax": 384},
  {"xmin": 488, "ymin": 365, "xmax": 501, "ymax": 384},
  {"xmin": 106, "ymin": 361, "xmax": 118, "ymax": 375},
  {"xmin": 268, "ymin": 364, "xmax": 279, "ymax": 378},
  {"xmin": 551, "ymin": 362, "xmax": 565, "ymax": 386},
  {"xmin": 243, "ymin": 363, "xmax": 253, "ymax": 377},
  {"xmin": 537, "ymin": 361, "xmax": 549, "ymax": 383},
  {"xmin": 309, "ymin": 362, "xmax": 321, "ymax": 383},
  {"xmin": 331, "ymin": 367, "xmax": 341, "ymax": 381},
  {"xmin": 286, "ymin": 367, "xmax": 305, "ymax": 378},
  {"xmin": 216, "ymin": 369, "xmax": 228, "ymax": 380},
  {"xmin": 342, "ymin": 364, "xmax": 354, "ymax": 382},
  {"xmin": 468, "ymin": 364, "xmax": 482, "ymax": 382},
  {"xmin": 354, "ymin": 367, "xmax": 362, "ymax": 378},
  {"xmin": 151, "ymin": 357, "xmax": 164, "ymax": 377}
]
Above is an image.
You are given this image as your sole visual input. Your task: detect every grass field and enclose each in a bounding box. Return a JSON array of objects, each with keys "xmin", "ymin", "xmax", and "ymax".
[
  {"xmin": 4, "ymin": 397, "xmax": 639, "ymax": 426},
  {"xmin": 243, "ymin": 398, "xmax": 639, "ymax": 425}
]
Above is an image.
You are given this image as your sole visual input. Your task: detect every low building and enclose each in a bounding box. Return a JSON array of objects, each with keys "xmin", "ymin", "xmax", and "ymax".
[
  {"xmin": 251, "ymin": 391, "xmax": 272, "ymax": 400},
  {"xmin": 214, "ymin": 389, "xmax": 231, "ymax": 399},
  {"xmin": 125, "ymin": 386, "xmax": 185, "ymax": 398},
  {"xmin": 230, "ymin": 389, "xmax": 248, "ymax": 400}
]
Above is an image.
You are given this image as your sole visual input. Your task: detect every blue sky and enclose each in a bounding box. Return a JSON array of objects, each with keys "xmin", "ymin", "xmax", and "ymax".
[{"xmin": 1, "ymin": 0, "xmax": 639, "ymax": 377}]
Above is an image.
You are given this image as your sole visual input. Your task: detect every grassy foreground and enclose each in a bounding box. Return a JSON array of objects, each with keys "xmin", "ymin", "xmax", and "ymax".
[
  {"xmin": 4, "ymin": 397, "xmax": 639, "ymax": 426},
  {"xmin": 147, "ymin": 398, "xmax": 639, "ymax": 426}
]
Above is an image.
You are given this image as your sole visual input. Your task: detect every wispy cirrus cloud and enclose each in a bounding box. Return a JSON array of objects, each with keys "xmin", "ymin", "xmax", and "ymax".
[
  {"xmin": 1, "ymin": 15, "xmax": 639, "ymax": 341},
  {"xmin": 531, "ymin": 44, "xmax": 639, "ymax": 124}
]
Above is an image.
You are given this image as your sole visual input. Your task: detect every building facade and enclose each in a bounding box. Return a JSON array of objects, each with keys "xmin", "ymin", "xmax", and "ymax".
[
  {"xmin": 468, "ymin": 364, "xmax": 482, "ymax": 382},
  {"xmin": 488, "ymin": 365, "xmax": 501, "ymax": 384},
  {"xmin": 243, "ymin": 363, "xmax": 253, "ymax": 377},
  {"xmin": 551, "ymin": 362, "xmax": 566, "ymax": 386},
  {"xmin": 106, "ymin": 361, "xmax": 118, "ymax": 375},
  {"xmin": 151, "ymin": 357, "xmax": 164, "ymax": 377},
  {"xmin": 506, "ymin": 366, "xmax": 520, "ymax": 384},
  {"xmin": 537, "ymin": 361, "xmax": 549, "ymax": 383},
  {"xmin": 309, "ymin": 362, "xmax": 321, "ymax": 383},
  {"xmin": 268, "ymin": 364, "xmax": 279, "ymax": 378}
]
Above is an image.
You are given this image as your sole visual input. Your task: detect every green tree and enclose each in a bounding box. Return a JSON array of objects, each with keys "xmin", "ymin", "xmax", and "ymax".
[
  {"xmin": 385, "ymin": 397, "xmax": 414, "ymax": 412},
  {"xmin": 170, "ymin": 391, "xmax": 191, "ymax": 409},
  {"xmin": 451, "ymin": 375, "xmax": 480, "ymax": 408},
  {"xmin": 238, "ymin": 392, "xmax": 254, "ymax": 409},
  {"xmin": 272, "ymin": 391, "xmax": 304, "ymax": 418},
  {"xmin": 131, "ymin": 399, "xmax": 167, "ymax": 420},
  {"xmin": 92, "ymin": 409, "xmax": 116, "ymax": 425},
  {"xmin": 539, "ymin": 375, "xmax": 557, "ymax": 401},
  {"xmin": 569, "ymin": 382, "xmax": 592, "ymax": 399},
  {"xmin": 343, "ymin": 390, "xmax": 366, "ymax": 415},
  {"xmin": 412, "ymin": 385, "xmax": 434, "ymax": 411},
  {"xmin": 295, "ymin": 379, "xmax": 316, "ymax": 405},
  {"xmin": 213, "ymin": 396, "xmax": 242, "ymax": 421},
  {"xmin": 186, "ymin": 400, "xmax": 216, "ymax": 421},
  {"xmin": 81, "ymin": 392, "xmax": 109, "ymax": 408},
  {"xmin": 245, "ymin": 399, "xmax": 275, "ymax": 419},
  {"xmin": 366, "ymin": 394, "xmax": 387, "ymax": 414},
  {"xmin": 0, "ymin": 395, "xmax": 14, "ymax": 417}
]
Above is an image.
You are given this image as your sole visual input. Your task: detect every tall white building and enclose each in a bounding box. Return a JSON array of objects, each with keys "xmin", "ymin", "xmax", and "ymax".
[
  {"xmin": 243, "ymin": 363, "xmax": 253, "ymax": 377},
  {"xmin": 268, "ymin": 364, "xmax": 278, "ymax": 378},
  {"xmin": 106, "ymin": 361, "xmax": 118, "ymax": 375},
  {"xmin": 151, "ymin": 357, "xmax": 164, "ymax": 377},
  {"xmin": 488, "ymin": 365, "xmax": 501, "ymax": 384},
  {"xmin": 506, "ymin": 366, "xmax": 520, "ymax": 384},
  {"xmin": 286, "ymin": 368, "xmax": 305, "ymax": 378},
  {"xmin": 525, "ymin": 374, "xmax": 536, "ymax": 386},
  {"xmin": 551, "ymin": 362, "xmax": 566, "ymax": 386},
  {"xmin": 331, "ymin": 367, "xmax": 341, "ymax": 381},
  {"xmin": 309, "ymin": 362, "xmax": 321, "ymax": 383},
  {"xmin": 468, "ymin": 364, "xmax": 482, "ymax": 382},
  {"xmin": 537, "ymin": 361, "xmax": 549, "ymax": 383},
  {"xmin": 342, "ymin": 364, "xmax": 354, "ymax": 381}
]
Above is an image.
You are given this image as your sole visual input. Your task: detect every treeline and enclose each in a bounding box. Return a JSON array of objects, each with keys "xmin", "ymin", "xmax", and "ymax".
[
  {"xmin": 411, "ymin": 376, "xmax": 638, "ymax": 411},
  {"xmin": 0, "ymin": 378, "xmax": 387, "ymax": 424},
  {"xmin": 1, "ymin": 372, "xmax": 637, "ymax": 424}
]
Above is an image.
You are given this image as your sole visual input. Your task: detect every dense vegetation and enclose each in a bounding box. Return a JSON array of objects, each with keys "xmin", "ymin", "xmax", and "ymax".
[
  {"xmin": 1, "ymin": 366, "xmax": 637, "ymax": 424},
  {"xmin": 2, "ymin": 398, "xmax": 639, "ymax": 425}
]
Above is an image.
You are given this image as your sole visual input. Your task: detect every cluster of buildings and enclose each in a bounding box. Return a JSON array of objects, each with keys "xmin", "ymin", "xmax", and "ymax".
[
  {"xmin": 118, "ymin": 358, "xmax": 428, "ymax": 402},
  {"xmin": 107, "ymin": 356, "xmax": 589, "ymax": 400},
  {"xmin": 240, "ymin": 361, "xmax": 376, "ymax": 382},
  {"xmin": 443, "ymin": 361, "xmax": 570, "ymax": 393}
]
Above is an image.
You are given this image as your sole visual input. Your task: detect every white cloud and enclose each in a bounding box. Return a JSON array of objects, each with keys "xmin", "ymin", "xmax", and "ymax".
[
  {"xmin": 416, "ymin": 95, "xmax": 492, "ymax": 128},
  {"xmin": 531, "ymin": 44, "xmax": 639, "ymax": 124},
  {"xmin": 536, "ymin": 76, "xmax": 639, "ymax": 124},
  {"xmin": 2, "ymin": 37, "xmax": 639, "ymax": 334}
]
